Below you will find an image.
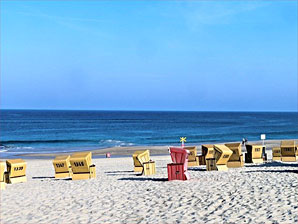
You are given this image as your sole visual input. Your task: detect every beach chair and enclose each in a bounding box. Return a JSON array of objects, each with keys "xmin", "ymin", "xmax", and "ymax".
[
  {"xmin": 132, "ymin": 150, "xmax": 150, "ymax": 172},
  {"xmin": 6, "ymin": 159, "xmax": 27, "ymax": 184},
  {"xmin": 184, "ymin": 146, "xmax": 199, "ymax": 167},
  {"xmin": 225, "ymin": 143, "xmax": 244, "ymax": 168},
  {"xmin": 245, "ymin": 144, "xmax": 263, "ymax": 163},
  {"xmin": 281, "ymin": 140, "xmax": 297, "ymax": 162},
  {"xmin": 69, "ymin": 152, "xmax": 96, "ymax": 180},
  {"xmin": 53, "ymin": 155, "xmax": 72, "ymax": 178},
  {"xmin": 0, "ymin": 161, "xmax": 6, "ymax": 190},
  {"xmin": 202, "ymin": 144, "xmax": 214, "ymax": 166},
  {"xmin": 167, "ymin": 147, "xmax": 190, "ymax": 181},
  {"xmin": 206, "ymin": 145, "xmax": 233, "ymax": 171},
  {"xmin": 136, "ymin": 150, "xmax": 156, "ymax": 176},
  {"xmin": 272, "ymin": 147, "xmax": 281, "ymax": 161}
]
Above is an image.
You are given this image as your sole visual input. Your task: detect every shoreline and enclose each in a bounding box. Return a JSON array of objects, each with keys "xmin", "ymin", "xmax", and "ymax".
[{"xmin": 5, "ymin": 139, "xmax": 296, "ymax": 159}]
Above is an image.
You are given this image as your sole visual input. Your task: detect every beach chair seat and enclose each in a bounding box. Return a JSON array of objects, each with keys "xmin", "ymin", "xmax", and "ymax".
[
  {"xmin": 225, "ymin": 143, "xmax": 244, "ymax": 168},
  {"xmin": 209, "ymin": 145, "xmax": 233, "ymax": 171},
  {"xmin": 167, "ymin": 147, "xmax": 190, "ymax": 180},
  {"xmin": 184, "ymin": 146, "xmax": 199, "ymax": 167},
  {"xmin": 53, "ymin": 155, "xmax": 72, "ymax": 178},
  {"xmin": 245, "ymin": 144, "xmax": 263, "ymax": 164},
  {"xmin": 6, "ymin": 159, "xmax": 27, "ymax": 184},
  {"xmin": 70, "ymin": 152, "xmax": 96, "ymax": 180},
  {"xmin": 272, "ymin": 147, "xmax": 281, "ymax": 161},
  {"xmin": 0, "ymin": 161, "xmax": 6, "ymax": 190},
  {"xmin": 133, "ymin": 150, "xmax": 150, "ymax": 172},
  {"xmin": 136, "ymin": 150, "xmax": 156, "ymax": 176},
  {"xmin": 281, "ymin": 140, "xmax": 297, "ymax": 162}
]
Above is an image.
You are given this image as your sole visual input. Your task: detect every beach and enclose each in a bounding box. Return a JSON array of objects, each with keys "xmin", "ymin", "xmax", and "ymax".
[{"xmin": 1, "ymin": 144, "xmax": 298, "ymax": 224}]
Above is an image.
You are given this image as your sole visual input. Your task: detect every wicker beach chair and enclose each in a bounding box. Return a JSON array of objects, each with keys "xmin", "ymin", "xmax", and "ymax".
[
  {"xmin": 53, "ymin": 155, "xmax": 72, "ymax": 178},
  {"xmin": 136, "ymin": 150, "xmax": 156, "ymax": 176},
  {"xmin": 132, "ymin": 150, "xmax": 150, "ymax": 172},
  {"xmin": 167, "ymin": 147, "xmax": 190, "ymax": 181},
  {"xmin": 225, "ymin": 143, "xmax": 244, "ymax": 168},
  {"xmin": 245, "ymin": 144, "xmax": 264, "ymax": 163},
  {"xmin": 69, "ymin": 152, "xmax": 96, "ymax": 180},
  {"xmin": 272, "ymin": 147, "xmax": 281, "ymax": 161},
  {"xmin": 199, "ymin": 145, "xmax": 215, "ymax": 167},
  {"xmin": 280, "ymin": 140, "xmax": 297, "ymax": 162},
  {"xmin": 184, "ymin": 146, "xmax": 199, "ymax": 167},
  {"xmin": 206, "ymin": 145, "xmax": 233, "ymax": 171},
  {"xmin": 6, "ymin": 159, "xmax": 27, "ymax": 184},
  {"xmin": 0, "ymin": 161, "xmax": 6, "ymax": 190}
]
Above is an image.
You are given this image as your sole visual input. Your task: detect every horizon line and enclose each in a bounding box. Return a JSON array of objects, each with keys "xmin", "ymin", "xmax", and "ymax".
[{"xmin": 1, "ymin": 108, "xmax": 297, "ymax": 113}]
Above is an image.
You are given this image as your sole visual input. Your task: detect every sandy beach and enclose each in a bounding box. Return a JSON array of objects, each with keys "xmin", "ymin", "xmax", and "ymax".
[{"xmin": 1, "ymin": 143, "xmax": 298, "ymax": 224}]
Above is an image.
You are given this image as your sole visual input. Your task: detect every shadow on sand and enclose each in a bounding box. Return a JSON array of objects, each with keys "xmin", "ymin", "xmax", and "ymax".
[
  {"xmin": 245, "ymin": 161, "xmax": 298, "ymax": 168},
  {"xmin": 243, "ymin": 169, "xmax": 298, "ymax": 174},
  {"xmin": 32, "ymin": 176, "xmax": 72, "ymax": 181},
  {"xmin": 118, "ymin": 177, "xmax": 168, "ymax": 182}
]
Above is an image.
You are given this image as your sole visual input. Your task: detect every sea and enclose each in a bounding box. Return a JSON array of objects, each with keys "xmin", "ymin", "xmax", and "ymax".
[{"xmin": 0, "ymin": 110, "xmax": 297, "ymax": 157}]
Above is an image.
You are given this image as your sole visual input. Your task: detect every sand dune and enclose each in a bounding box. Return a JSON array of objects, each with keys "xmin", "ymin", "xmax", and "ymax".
[{"xmin": 1, "ymin": 154, "xmax": 297, "ymax": 223}]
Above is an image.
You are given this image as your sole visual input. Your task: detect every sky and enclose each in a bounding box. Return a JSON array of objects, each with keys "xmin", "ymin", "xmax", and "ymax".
[{"xmin": 1, "ymin": 1, "xmax": 297, "ymax": 111}]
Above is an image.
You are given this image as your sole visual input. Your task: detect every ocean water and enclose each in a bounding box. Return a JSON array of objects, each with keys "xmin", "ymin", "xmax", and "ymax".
[{"xmin": 0, "ymin": 110, "xmax": 297, "ymax": 157}]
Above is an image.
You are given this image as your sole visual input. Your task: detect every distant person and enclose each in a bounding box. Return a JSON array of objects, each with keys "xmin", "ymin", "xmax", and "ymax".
[{"xmin": 242, "ymin": 138, "xmax": 245, "ymax": 145}]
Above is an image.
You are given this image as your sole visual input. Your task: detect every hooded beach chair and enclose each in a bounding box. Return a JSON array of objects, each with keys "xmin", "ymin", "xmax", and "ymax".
[
  {"xmin": 136, "ymin": 150, "xmax": 156, "ymax": 175},
  {"xmin": 272, "ymin": 147, "xmax": 281, "ymax": 161},
  {"xmin": 167, "ymin": 147, "xmax": 190, "ymax": 181},
  {"xmin": 184, "ymin": 146, "xmax": 199, "ymax": 167},
  {"xmin": 132, "ymin": 150, "xmax": 150, "ymax": 172},
  {"xmin": 281, "ymin": 140, "xmax": 297, "ymax": 162},
  {"xmin": 53, "ymin": 155, "xmax": 72, "ymax": 178},
  {"xmin": 225, "ymin": 143, "xmax": 244, "ymax": 168},
  {"xmin": 69, "ymin": 152, "xmax": 96, "ymax": 180},
  {"xmin": 6, "ymin": 159, "xmax": 27, "ymax": 184},
  {"xmin": 245, "ymin": 144, "xmax": 263, "ymax": 163},
  {"xmin": 206, "ymin": 145, "xmax": 233, "ymax": 171},
  {"xmin": 201, "ymin": 144, "xmax": 214, "ymax": 166},
  {"xmin": 0, "ymin": 161, "xmax": 6, "ymax": 190}
]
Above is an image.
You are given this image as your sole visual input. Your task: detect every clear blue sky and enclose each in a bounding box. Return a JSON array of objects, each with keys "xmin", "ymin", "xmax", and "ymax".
[{"xmin": 1, "ymin": 1, "xmax": 297, "ymax": 111}]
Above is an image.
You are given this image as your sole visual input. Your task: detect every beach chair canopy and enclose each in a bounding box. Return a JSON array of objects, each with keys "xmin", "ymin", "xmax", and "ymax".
[
  {"xmin": 169, "ymin": 147, "xmax": 188, "ymax": 164},
  {"xmin": 70, "ymin": 152, "xmax": 92, "ymax": 173},
  {"xmin": 213, "ymin": 145, "xmax": 233, "ymax": 165},
  {"xmin": 53, "ymin": 155, "xmax": 71, "ymax": 173},
  {"xmin": 184, "ymin": 146, "xmax": 197, "ymax": 161},
  {"xmin": 136, "ymin": 150, "xmax": 150, "ymax": 166},
  {"xmin": 225, "ymin": 143, "xmax": 241, "ymax": 161},
  {"xmin": 0, "ymin": 161, "xmax": 5, "ymax": 181},
  {"xmin": 6, "ymin": 159, "xmax": 27, "ymax": 178},
  {"xmin": 132, "ymin": 150, "xmax": 150, "ymax": 167},
  {"xmin": 281, "ymin": 140, "xmax": 296, "ymax": 148}
]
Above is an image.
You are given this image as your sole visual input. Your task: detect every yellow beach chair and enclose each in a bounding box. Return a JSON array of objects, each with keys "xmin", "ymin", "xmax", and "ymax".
[
  {"xmin": 132, "ymin": 150, "xmax": 150, "ymax": 172},
  {"xmin": 184, "ymin": 146, "xmax": 199, "ymax": 167},
  {"xmin": 53, "ymin": 155, "xmax": 72, "ymax": 178},
  {"xmin": 272, "ymin": 147, "xmax": 281, "ymax": 161},
  {"xmin": 0, "ymin": 161, "xmax": 6, "ymax": 190},
  {"xmin": 136, "ymin": 150, "xmax": 156, "ymax": 176},
  {"xmin": 6, "ymin": 159, "xmax": 27, "ymax": 184},
  {"xmin": 201, "ymin": 144, "xmax": 214, "ymax": 165},
  {"xmin": 281, "ymin": 140, "xmax": 297, "ymax": 162},
  {"xmin": 245, "ymin": 144, "xmax": 263, "ymax": 163},
  {"xmin": 70, "ymin": 152, "xmax": 96, "ymax": 180},
  {"xmin": 225, "ymin": 143, "xmax": 244, "ymax": 168},
  {"xmin": 210, "ymin": 144, "xmax": 233, "ymax": 171}
]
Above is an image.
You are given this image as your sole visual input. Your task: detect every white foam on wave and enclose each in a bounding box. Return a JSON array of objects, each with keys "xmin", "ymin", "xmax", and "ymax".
[{"xmin": 99, "ymin": 139, "xmax": 134, "ymax": 147}]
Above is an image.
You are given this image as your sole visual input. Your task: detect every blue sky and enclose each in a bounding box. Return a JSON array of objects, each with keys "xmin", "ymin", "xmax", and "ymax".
[{"xmin": 1, "ymin": 1, "xmax": 297, "ymax": 111}]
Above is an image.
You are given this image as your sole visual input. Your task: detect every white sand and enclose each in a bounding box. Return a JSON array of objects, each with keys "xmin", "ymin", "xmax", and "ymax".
[{"xmin": 1, "ymin": 154, "xmax": 298, "ymax": 224}]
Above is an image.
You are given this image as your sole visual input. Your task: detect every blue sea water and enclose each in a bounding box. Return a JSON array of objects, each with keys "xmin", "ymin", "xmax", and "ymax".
[{"xmin": 0, "ymin": 110, "xmax": 297, "ymax": 157}]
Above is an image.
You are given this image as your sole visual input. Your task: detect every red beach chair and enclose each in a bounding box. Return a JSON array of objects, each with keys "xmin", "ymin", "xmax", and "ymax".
[{"xmin": 167, "ymin": 147, "xmax": 190, "ymax": 181}]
